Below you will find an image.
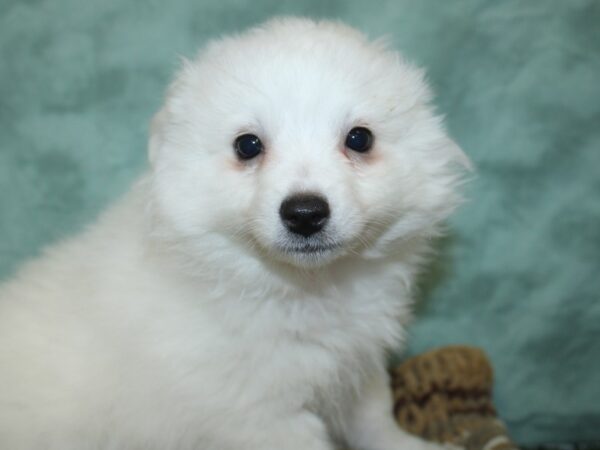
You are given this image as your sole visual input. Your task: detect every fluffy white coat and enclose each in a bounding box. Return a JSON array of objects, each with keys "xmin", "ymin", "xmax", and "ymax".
[{"xmin": 0, "ymin": 18, "xmax": 469, "ymax": 450}]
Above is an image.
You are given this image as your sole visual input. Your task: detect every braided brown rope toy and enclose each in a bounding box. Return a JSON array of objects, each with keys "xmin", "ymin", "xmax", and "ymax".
[{"xmin": 390, "ymin": 346, "xmax": 518, "ymax": 450}]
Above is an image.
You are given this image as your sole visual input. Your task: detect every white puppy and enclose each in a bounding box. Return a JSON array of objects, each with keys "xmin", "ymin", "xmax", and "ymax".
[{"xmin": 0, "ymin": 18, "xmax": 469, "ymax": 450}]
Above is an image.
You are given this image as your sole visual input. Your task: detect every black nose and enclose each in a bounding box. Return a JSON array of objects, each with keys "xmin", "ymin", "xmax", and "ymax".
[{"xmin": 280, "ymin": 194, "xmax": 330, "ymax": 237}]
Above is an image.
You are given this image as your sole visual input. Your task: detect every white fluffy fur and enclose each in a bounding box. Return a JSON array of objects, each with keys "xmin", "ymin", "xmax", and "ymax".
[{"xmin": 0, "ymin": 18, "xmax": 469, "ymax": 450}]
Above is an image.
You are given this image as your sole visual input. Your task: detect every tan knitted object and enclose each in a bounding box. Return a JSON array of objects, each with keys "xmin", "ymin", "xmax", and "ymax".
[{"xmin": 391, "ymin": 346, "xmax": 518, "ymax": 450}]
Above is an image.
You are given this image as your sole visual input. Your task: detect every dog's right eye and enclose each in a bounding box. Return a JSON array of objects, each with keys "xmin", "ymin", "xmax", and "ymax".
[{"xmin": 234, "ymin": 134, "xmax": 263, "ymax": 160}]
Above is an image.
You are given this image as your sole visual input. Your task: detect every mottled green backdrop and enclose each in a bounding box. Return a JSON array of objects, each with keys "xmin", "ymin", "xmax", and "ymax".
[{"xmin": 1, "ymin": 0, "xmax": 599, "ymax": 446}]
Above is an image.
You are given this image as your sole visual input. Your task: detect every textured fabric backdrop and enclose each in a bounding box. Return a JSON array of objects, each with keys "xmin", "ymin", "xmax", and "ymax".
[{"xmin": 1, "ymin": 0, "xmax": 599, "ymax": 446}]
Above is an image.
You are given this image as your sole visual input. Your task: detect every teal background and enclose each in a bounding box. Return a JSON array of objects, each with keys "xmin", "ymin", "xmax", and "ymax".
[{"xmin": 1, "ymin": 0, "xmax": 599, "ymax": 446}]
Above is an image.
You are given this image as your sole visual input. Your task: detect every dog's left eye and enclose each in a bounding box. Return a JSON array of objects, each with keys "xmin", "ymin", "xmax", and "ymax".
[
  {"xmin": 234, "ymin": 134, "xmax": 263, "ymax": 160},
  {"xmin": 345, "ymin": 127, "xmax": 373, "ymax": 153}
]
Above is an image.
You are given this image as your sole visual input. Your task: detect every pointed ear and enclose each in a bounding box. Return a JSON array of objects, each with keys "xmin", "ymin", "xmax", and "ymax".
[{"xmin": 148, "ymin": 108, "xmax": 168, "ymax": 167}]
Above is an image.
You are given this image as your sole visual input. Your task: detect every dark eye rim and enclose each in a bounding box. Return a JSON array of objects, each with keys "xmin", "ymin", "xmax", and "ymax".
[
  {"xmin": 345, "ymin": 126, "xmax": 374, "ymax": 153},
  {"xmin": 233, "ymin": 133, "xmax": 264, "ymax": 160}
]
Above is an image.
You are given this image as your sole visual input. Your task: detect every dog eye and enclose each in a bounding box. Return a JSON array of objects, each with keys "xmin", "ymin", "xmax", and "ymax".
[
  {"xmin": 345, "ymin": 127, "xmax": 373, "ymax": 153},
  {"xmin": 234, "ymin": 134, "xmax": 263, "ymax": 160}
]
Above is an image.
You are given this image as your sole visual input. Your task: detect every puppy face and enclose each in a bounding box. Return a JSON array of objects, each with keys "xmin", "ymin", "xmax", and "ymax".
[{"xmin": 149, "ymin": 19, "xmax": 469, "ymax": 268}]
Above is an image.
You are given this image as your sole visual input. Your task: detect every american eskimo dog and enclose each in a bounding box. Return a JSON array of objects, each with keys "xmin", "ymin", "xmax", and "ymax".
[{"xmin": 0, "ymin": 17, "xmax": 469, "ymax": 450}]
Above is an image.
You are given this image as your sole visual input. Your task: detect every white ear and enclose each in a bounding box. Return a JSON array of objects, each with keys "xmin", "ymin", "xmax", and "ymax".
[{"xmin": 148, "ymin": 108, "xmax": 168, "ymax": 167}]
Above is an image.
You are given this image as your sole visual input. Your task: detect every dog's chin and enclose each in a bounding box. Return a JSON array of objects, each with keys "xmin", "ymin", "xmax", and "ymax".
[
  {"xmin": 278, "ymin": 244, "xmax": 343, "ymax": 268},
  {"xmin": 266, "ymin": 236, "xmax": 347, "ymax": 269}
]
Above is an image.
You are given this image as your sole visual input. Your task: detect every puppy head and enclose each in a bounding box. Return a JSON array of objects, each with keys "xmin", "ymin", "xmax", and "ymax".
[{"xmin": 149, "ymin": 18, "xmax": 470, "ymax": 268}]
